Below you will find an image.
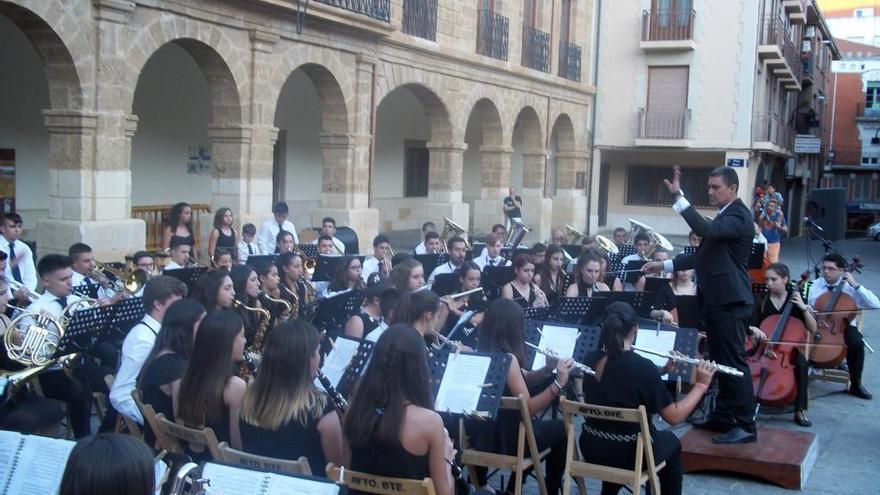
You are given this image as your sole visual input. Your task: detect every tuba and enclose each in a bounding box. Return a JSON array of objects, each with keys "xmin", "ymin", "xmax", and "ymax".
[
  {"xmin": 439, "ymin": 217, "xmax": 472, "ymax": 253},
  {"xmin": 594, "ymin": 235, "xmax": 620, "ymax": 256},
  {"xmin": 167, "ymin": 462, "xmax": 209, "ymax": 495},
  {"xmin": 505, "ymin": 220, "xmax": 530, "ymax": 249},
  {"xmin": 627, "ymin": 219, "xmax": 674, "ymax": 259},
  {"xmin": 565, "ymin": 224, "xmax": 588, "ymax": 244}
]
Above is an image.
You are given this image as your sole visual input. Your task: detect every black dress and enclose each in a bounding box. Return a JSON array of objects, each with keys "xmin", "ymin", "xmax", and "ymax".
[
  {"xmin": 580, "ymin": 351, "xmax": 682, "ymax": 495},
  {"xmin": 214, "ymin": 227, "xmax": 237, "ymax": 259},
  {"xmin": 357, "ymin": 310, "xmax": 381, "ymax": 337},
  {"xmin": 240, "ymin": 398, "xmax": 335, "ymax": 476},
  {"xmin": 510, "ymin": 283, "xmax": 537, "ymax": 309},
  {"xmin": 170, "ymin": 232, "xmax": 195, "ymax": 248},
  {"xmin": 752, "ymin": 292, "xmax": 810, "ymax": 411},
  {"xmin": 349, "ymin": 443, "xmax": 429, "ymax": 495},
  {"xmin": 139, "ymin": 353, "xmax": 187, "ymax": 447},
  {"xmin": 652, "ymin": 283, "xmax": 677, "ymax": 312}
]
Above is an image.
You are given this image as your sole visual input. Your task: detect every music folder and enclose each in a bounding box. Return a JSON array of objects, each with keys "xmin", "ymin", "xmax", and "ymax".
[
  {"xmin": 429, "ymin": 350, "xmax": 510, "ymax": 419},
  {"xmin": 201, "ymin": 462, "xmax": 345, "ymax": 495},
  {"xmin": 522, "ymin": 321, "xmax": 597, "ymax": 372},
  {"xmin": 0, "ymin": 431, "xmax": 76, "ymax": 495},
  {"xmin": 316, "ymin": 335, "xmax": 374, "ymax": 398},
  {"xmin": 634, "ymin": 318, "xmax": 700, "ymax": 383}
]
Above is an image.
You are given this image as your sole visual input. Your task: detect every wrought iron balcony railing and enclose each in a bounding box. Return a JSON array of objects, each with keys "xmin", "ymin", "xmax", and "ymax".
[
  {"xmin": 521, "ymin": 25, "xmax": 550, "ymax": 73},
  {"xmin": 402, "ymin": 0, "xmax": 438, "ymax": 41},
  {"xmin": 558, "ymin": 41, "xmax": 581, "ymax": 81},
  {"xmin": 641, "ymin": 8, "xmax": 695, "ymax": 41},
  {"xmin": 314, "ymin": 0, "xmax": 391, "ymax": 22},
  {"xmin": 476, "ymin": 9, "xmax": 510, "ymax": 61},
  {"xmin": 638, "ymin": 108, "xmax": 691, "ymax": 139}
]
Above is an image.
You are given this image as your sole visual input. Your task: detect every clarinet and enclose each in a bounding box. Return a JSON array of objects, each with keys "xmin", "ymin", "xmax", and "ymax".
[{"xmin": 316, "ymin": 370, "xmax": 348, "ymax": 413}]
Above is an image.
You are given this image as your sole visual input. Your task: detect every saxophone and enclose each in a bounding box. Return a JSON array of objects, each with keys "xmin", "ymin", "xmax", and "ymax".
[
  {"xmin": 280, "ymin": 283, "xmax": 300, "ymax": 320},
  {"xmin": 234, "ymin": 299, "xmax": 271, "ymax": 380},
  {"xmin": 259, "ymin": 290, "xmax": 292, "ymax": 324}
]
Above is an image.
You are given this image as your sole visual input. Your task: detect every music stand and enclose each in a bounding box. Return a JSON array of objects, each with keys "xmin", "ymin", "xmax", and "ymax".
[
  {"xmin": 522, "ymin": 320, "xmax": 600, "ymax": 369},
  {"xmin": 607, "ymin": 258, "xmax": 624, "ymax": 283},
  {"xmin": 683, "ymin": 245, "xmax": 698, "ymax": 255},
  {"xmin": 644, "ymin": 276, "xmax": 670, "ymax": 293},
  {"xmin": 585, "ymin": 292, "xmax": 654, "ymax": 324},
  {"xmin": 624, "ymin": 260, "xmax": 647, "ymax": 285},
  {"xmin": 673, "ymin": 295, "xmax": 702, "ymax": 330},
  {"xmin": 481, "ymin": 266, "xmax": 515, "ymax": 301},
  {"xmin": 431, "ymin": 274, "xmax": 459, "ymax": 296},
  {"xmin": 244, "ymin": 254, "xmax": 277, "ymax": 268},
  {"xmin": 55, "ymin": 305, "xmax": 114, "ymax": 356},
  {"xmin": 163, "ymin": 267, "xmax": 208, "ymax": 292},
  {"xmin": 297, "ymin": 244, "xmax": 319, "ymax": 258},
  {"xmin": 413, "ymin": 254, "xmax": 446, "ymax": 277},
  {"xmin": 553, "ymin": 297, "xmax": 593, "ymax": 325},
  {"xmin": 752, "ymin": 282, "xmax": 768, "ymax": 302},
  {"xmin": 749, "ymin": 243, "xmax": 766, "ymax": 269},
  {"xmin": 428, "ymin": 349, "xmax": 510, "ymax": 419},
  {"xmin": 320, "ymin": 336, "xmax": 374, "ymax": 399},
  {"xmin": 524, "ymin": 305, "xmax": 553, "ymax": 322},
  {"xmin": 109, "ymin": 297, "xmax": 146, "ymax": 337},
  {"xmin": 561, "ymin": 244, "xmax": 584, "ymax": 259},
  {"xmin": 313, "ymin": 290, "xmax": 365, "ymax": 340},
  {"xmin": 312, "ymin": 255, "xmax": 365, "ymax": 283},
  {"xmin": 635, "ymin": 318, "xmax": 700, "ymax": 384},
  {"xmin": 616, "ymin": 245, "xmax": 637, "ymax": 258},
  {"xmin": 72, "ymin": 283, "xmax": 99, "ymax": 300}
]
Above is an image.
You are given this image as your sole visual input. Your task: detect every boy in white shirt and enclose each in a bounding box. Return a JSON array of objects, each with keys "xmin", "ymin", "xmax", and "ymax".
[
  {"xmin": 238, "ymin": 223, "xmax": 260, "ymax": 264},
  {"xmin": 474, "ymin": 233, "xmax": 510, "ymax": 270},
  {"xmin": 163, "ymin": 238, "xmax": 192, "ymax": 271}
]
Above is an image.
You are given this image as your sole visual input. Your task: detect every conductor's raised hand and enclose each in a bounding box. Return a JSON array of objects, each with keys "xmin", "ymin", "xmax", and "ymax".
[
  {"xmin": 663, "ymin": 165, "xmax": 683, "ymax": 196},
  {"xmin": 641, "ymin": 261, "xmax": 664, "ymax": 275}
]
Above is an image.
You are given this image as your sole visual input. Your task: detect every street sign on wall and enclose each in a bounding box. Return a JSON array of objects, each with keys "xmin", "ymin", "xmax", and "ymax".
[{"xmin": 794, "ymin": 135, "xmax": 821, "ymax": 154}]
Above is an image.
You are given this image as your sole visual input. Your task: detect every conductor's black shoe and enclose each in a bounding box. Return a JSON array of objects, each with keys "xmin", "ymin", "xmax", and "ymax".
[
  {"xmin": 794, "ymin": 410, "xmax": 812, "ymax": 427},
  {"xmin": 712, "ymin": 427, "xmax": 757, "ymax": 445},
  {"xmin": 849, "ymin": 385, "xmax": 873, "ymax": 400},
  {"xmin": 692, "ymin": 417, "xmax": 734, "ymax": 432}
]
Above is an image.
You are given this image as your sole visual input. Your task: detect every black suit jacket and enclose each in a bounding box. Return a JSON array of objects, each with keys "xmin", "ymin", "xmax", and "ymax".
[{"xmin": 672, "ymin": 198, "xmax": 754, "ymax": 308}]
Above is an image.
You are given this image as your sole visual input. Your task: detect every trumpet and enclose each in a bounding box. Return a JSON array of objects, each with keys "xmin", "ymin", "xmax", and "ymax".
[
  {"xmin": 631, "ymin": 346, "xmax": 744, "ymax": 377},
  {"xmin": 524, "ymin": 342, "xmax": 595, "ymax": 375},
  {"xmin": 4, "ymin": 279, "xmax": 37, "ymax": 303},
  {"xmin": 93, "ymin": 260, "xmax": 147, "ymax": 294},
  {"xmin": 185, "ymin": 256, "xmax": 207, "ymax": 268}
]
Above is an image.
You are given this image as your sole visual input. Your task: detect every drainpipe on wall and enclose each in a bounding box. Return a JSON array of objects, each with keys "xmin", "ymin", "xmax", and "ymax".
[{"xmin": 585, "ymin": 0, "xmax": 603, "ymax": 234}]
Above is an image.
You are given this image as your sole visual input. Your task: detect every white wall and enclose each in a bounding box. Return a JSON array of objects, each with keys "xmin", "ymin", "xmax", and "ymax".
[
  {"xmin": 131, "ymin": 43, "xmax": 212, "ymax": 206},
  {"xmin": 374, "ymin": 88, "xmax": 431, "ymax": 198},
  {"xmin": 0, "ymin": 15, "xmax": 50, "ymax": 216},
  {"xmin": 275, "ymin": 69, "xmax": 323, "ymax": 202}
]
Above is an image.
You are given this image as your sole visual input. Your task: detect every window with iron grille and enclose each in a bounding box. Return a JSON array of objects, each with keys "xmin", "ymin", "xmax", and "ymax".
[{"xmin": 625, "ymin": 165, "xmax": 711, "ymax": 208}]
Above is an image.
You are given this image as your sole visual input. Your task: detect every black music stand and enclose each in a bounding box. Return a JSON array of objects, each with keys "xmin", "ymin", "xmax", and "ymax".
[
  {"xmin": 55, "ymin": 305, "xmax": 115, "ymax": 355},
  {"xmin": 607, "ymin": 258, "xmax": 624, "ymax": 283},
  {"xmin": 326, "ymin": 337, "xmax": 374, "ymax": 399},
  {"xmin": 428, "ymin": 349, "xmax": 510, "ymax": 419},
  {"xmin": 72, "ymin": 283, "xmax": 99, "ymax": 300},
  {"xmin": 431, "ymin": 274, "xmax": 459, "ymax": 296},
  {"xmin": 109, "ymin": 296, "xmax": 146, "ymax": 337},
  {"xmin": 244, "ymin": 254, "xmax": 277, "ymax": 268},
  {"xmin": 413, "ymin": 254, "xmax": 447, "ymax": 277},
  {"xmin": 471, "ymin": 242, "xmax": 486, "ymax": 256},
  {"xmin": 163, "ymin": 267, "xmax": 208, "ymax": 292},
  {"xmin": 683, "ymin": 245, "xmax": 698, "ymax": 255},
  {"xmin": 481, "ymin": 266, "xmax": 515, "ymax": 301},
  {"xmin": 297, "ymin": 244, "xmax": 319, "ymax": 258},
  {"xmin": 752, "ymin": 282, "xmax": 768, "ymax": 302},
  {"xmin": 749, "ymin": 242, "xmax": 766, "ymax": 269},
  {"xmin": 673, "ymin": 295, "xmax": 702, "ymax": 330},
  {"xmin": 624, "ymin": 260, "xmax": 648, "ymax": 285},
  {"xmin": 313, "ymin": 290, "xmax": 365, "ymax": 340},
  {"xmin": 524, "ymin": 305, "xmax": 554, "ymax": 321},
  {"xmin": 635, "ymin": 318, "xmax": 700, "ymax": 384},
  {"xmin": 553, "ymin": 297, "xmax": 592, "ymax": 324},
  {"xmin": 585, "ymin": 292, "xmax": 654, "ymax": 324},
  {"xmin": 644, "ymin": 276, "xmax": 670, "ymax": 293},
  {"xmin": 561, "ymin": 244, "xmax": 584, "ymax": 259},
  {"xmin": 312, "ymin": 255, "xmax": 344, "ymax": 283},
  {"xmin": 522, "ymin": 320, "xmax": 600, "ymax": 369},
  {"xmin": 615, "ymin": 245, "xmax": 637, "ymax": 258}
]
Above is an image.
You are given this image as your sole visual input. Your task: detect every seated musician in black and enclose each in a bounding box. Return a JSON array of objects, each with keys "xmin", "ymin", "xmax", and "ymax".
[
  {"xmin": 580, "ymin": 302, "xmax": 714, "ymax": 495},
  {"xmin": 649, "ymin": 266, "xmax": 697, "ymax": 324},
  {"xmin": 535, "ymin": 244, "xmax": 569, "ymax": 306},
  {"xmin": 748, "ymin": 263, "xmax": 817, "ymax": 427},
  {"xmin": 439, "ymin": 262, "xmax": 485, "ymax": 339},
  {"xmin": 344, "ymin": 281, "xmax": 384, "ymax": 339},
  {"xmin": 471, "ymin": 298, "xmax": 574, "ymax": 494},
  {"xmin": 565, "ymin": 250, "xmax": 610, "ymax": 298},
  {"xmin": 137, "ymin": 299, "xmax": 206, "ymax": 447},
  {"xmin": 342, "ymin": 324, "xmax": 455, "ymax": 495},
  {"xmin": 501, "ymin": 254, "xmax": 549, "ymax": 309},
  {"xmin": 239, "ymin": 320, "xmax": 343, "ymax": 476}
]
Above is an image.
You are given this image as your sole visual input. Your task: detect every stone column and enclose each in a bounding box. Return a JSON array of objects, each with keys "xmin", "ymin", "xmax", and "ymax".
[
  {"xmin": 312, "ymin": 54, "xmax": 378, "ymax": 253},
  {"xmin": 519, "ymin": 150, "xmax": 552, "ymax": 244},
  {"xmin": 37, "ymin": 0, "xmax": 146, "ymax": 260},
  {"xmin": 473, "ymin": 146, "xmax": 512, "ymax": 235},
  {"xmin": 552, "ymin": 149, "xmax": 590, "ymax": 233},
  {"xmin": 427, "ymin": 141, "xmax": 471, "ymax": 233}
]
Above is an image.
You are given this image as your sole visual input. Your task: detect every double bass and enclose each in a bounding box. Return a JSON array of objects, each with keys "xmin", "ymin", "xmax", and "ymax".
[
  {"xmin": 811, "ymin": 256, "xmax": 864, "ymax": 368},
  {"xmin": 747, "ymin": 282, "xmax": 808, "ymax": 407}
]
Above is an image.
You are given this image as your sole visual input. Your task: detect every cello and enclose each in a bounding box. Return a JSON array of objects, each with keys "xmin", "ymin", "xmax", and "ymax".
[
  {"xmin": 811, "ymin": 256, "xmax": 863, "ymax": 368},
  {"xmin": 747, "ymin": 282, "xmax": 808, "ymax": 407}
]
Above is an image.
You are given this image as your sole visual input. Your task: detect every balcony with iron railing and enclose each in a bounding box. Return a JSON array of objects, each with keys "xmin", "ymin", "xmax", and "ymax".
[
  {"xmin": 476, "ymin": 9, "xmax": 509, "ymax": 61},
  {"xmin": 313, "ymin": 0, "xmax": 390, "ymax": 22},
  {"xmin": 640, "ymin": 8, "xmax": 696, "ymax": 50},
  {"xmin": 758, "ymin": 16, "xmax": 803, "ymax": 90},
  {"xmin": 402, "ymin": 0, "xmax": 438, "ymax": 41},
  {"xmin": 636, "ymin": 108, "xmax": 692, "ymax": 145},
  {"xmin": 521, "ymin": 25, "xmax": 550, "ymax": 73},
  {"xmin": 558, "ymin": 41, "xmax": 581, "ymax": 82},
  {"xmin": 753, "ymin": 111, "xmax": 795, "ymax": 152},
  {"xmin": 783, "ymin": 0, "xmax": 807, "ymax": 23}
]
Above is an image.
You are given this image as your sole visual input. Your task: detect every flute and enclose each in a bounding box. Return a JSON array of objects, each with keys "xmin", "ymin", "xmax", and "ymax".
[
  {"xmin": 631, "ymin": 346, "xmax": 744, "ymax": 377},
  {"xmin": 431, "ymin": 330, "xmax": 468, "ymax": 352},
  {"xmin": 524, "ymin": 342, "xmax": 595, "ymax": 375},
  {"xmin": 447, "ymin": 287, "xmax": 483, "ymax": 299}
]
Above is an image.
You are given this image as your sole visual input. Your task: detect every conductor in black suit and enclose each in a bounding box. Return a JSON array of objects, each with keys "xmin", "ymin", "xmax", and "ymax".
[{"xmin": 643, "ymin": 165, "xmax": 757, "ymax": 444}]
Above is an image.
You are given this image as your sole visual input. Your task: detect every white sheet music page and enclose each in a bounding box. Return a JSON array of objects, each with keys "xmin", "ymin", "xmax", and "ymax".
[
  {"xmin": 0, "ymin": 430, "xmax": 22, "ymax": 488},
  {"xmin": 532, "ymin": 325, "xmax": 579, "ymax": 370},
  {"xmin": 435, "ymin": 353, "xmax": 491, "ymax": 414},
  {"xmin": 314, "ymin": 337, "xmax": 360, "ymax": 391},
  {"xmin": 203, "ymin": 462, "xmax": 267, "ymax": 495},
  {"xmin": 635, "ymin": 328, "xmax": 678, "ymax": 378},
  {"xmin": 5, "ymin": 434, "xmax": 74, "ymax": 495},
  {"xmin": 266, "ymin": 472, "xmax": 341, "ymax": 495}
]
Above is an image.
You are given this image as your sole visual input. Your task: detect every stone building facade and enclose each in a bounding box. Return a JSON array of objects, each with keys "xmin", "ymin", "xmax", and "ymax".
[{"xmin": 0, "ymin": 0, "xmax": 595, "ymax": 257}]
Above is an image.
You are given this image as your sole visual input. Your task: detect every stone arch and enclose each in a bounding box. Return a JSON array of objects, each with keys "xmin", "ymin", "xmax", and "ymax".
[
  {"xmin": 124, "ymin": 19, "xmax": 247, "ymax": 125},
  {"xmin": 550, "ymin": 113, "xmax": 577, "ymax": 151},
  {"xmin": 463, "ymin": 97, "xmax": 510, "ymax": 235},
  {"xmin": 512, "ymin": 105, "xmax": 544, "ymax": 150},
  {"xmin": 381, "ymin": 83, "xmax": 453, "ymax": 143},
  {"xmin": 465, "ymin": 98, "xmax": 505, "ymax": 147},
  {"xmin": 376, "ymin": 60, "xmax": 456, "ymax": 143},
  {"xmin": 0, "ymin": 0, "xmax": 86, "ymax": 110}
]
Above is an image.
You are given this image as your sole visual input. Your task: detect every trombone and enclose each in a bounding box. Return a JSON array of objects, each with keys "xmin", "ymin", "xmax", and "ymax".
[
  {"xmin": 186, "ymin": 256, "xmax": 207, "ymax": 269},
  {"xmin": 93, "ymin": 260, "xmax": 147, "ymax": 294}
]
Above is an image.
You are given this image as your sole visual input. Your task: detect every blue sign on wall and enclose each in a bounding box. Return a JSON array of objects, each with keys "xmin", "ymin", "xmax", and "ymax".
[{"xmin": 726, "ymin": 158, "xmax": 745, "ymax": 168}]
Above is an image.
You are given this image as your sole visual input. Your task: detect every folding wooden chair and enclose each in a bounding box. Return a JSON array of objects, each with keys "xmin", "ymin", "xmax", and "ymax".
[
  {"xmin": 155, "ymin": 413, "xmax": 223, "ymax": 460},
  {"xmin": 326, "ymin": 463, "xmax": 436, "ymax": 495},
  {"xmin": 459, "ymin": 394, "xmax": 550, "ymax": 495},
  {"xmin": 560, "ymin": 399, "xmax": 666, "ymax": 495},
  {"xmin": 218, "ymin": 442, "xmax": 312, "ymax": 476}
]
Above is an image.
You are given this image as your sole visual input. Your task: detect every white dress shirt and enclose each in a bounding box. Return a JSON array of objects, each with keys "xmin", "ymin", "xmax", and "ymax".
[
  {"xmin": 474, "ymin": 253, "xmax": 510, "ymax": 270},
  {"xmin": 428, "ymin": 261, "xmax": 462, "ymax": 285},
  {"xmin": 414, "ymin": 242, "xmax": 427, "ymax": 255},
  {"xmin": 257, "ymin": 218, "xmax": 299, "ymax": 255},
  {"xmin": 0, "ymin": 236, "xmax": 37, "ymax": 291},
  {"xmin": 238, "ymin": 240, "xmax": 261, "ymax": 264},
  {"xmin": 109, "ymin": 314, "xmax": 161, "ymax": 424},
  {"xmin": 310, "ymin": 236, "xmax": 345, "ymax": 254},
  {"xmin": 163, "ymin": 260, "xmax": 184, "ymax": 271},
  {"xmin": 361, "ymin": 256, "xmax": 383, "ymax": 282},
  {"xmin": 26, "ymin": 290, "xmax": 83, "ymax": 321},
  {"xmin": 807, "ymin": 276, "xmax": 880, "ymax": 328},
  {"xmin": 71, "ymin": 271, "xmax": 115, "ymax": 300}
]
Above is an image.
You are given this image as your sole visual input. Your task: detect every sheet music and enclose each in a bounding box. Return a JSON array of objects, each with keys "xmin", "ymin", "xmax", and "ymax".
[
  {"xmin": 315, "ymin": 337, "xmax": 361, "ymax": 391},
  {"xmin": 635, "ymin": 329, "xmax": 678, "ymax": 379},
  {"xmin": 266, "ymin": 473, "xmax": 340, "ymax": 495},
  {"xmin": 5, "ymin": 434, "xmax": 75, "ymax": 495},
  {"xmin": 203, "ymin": 463, "xmax": 268, "ymax": 495},
  {"xmin": 532, "ymin": 325, "xmax": 580, "ymax": 370},
  {"xmin": 0, "ymin": 430, "xmax": 22, "ymax": 488},
  {"xmin": 435, "ymin": 353, "xmax": 491, "ymax": 414},
  {"xmin": 154, "ymin": 459, "xmax": 169, "ymax": 495}
]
